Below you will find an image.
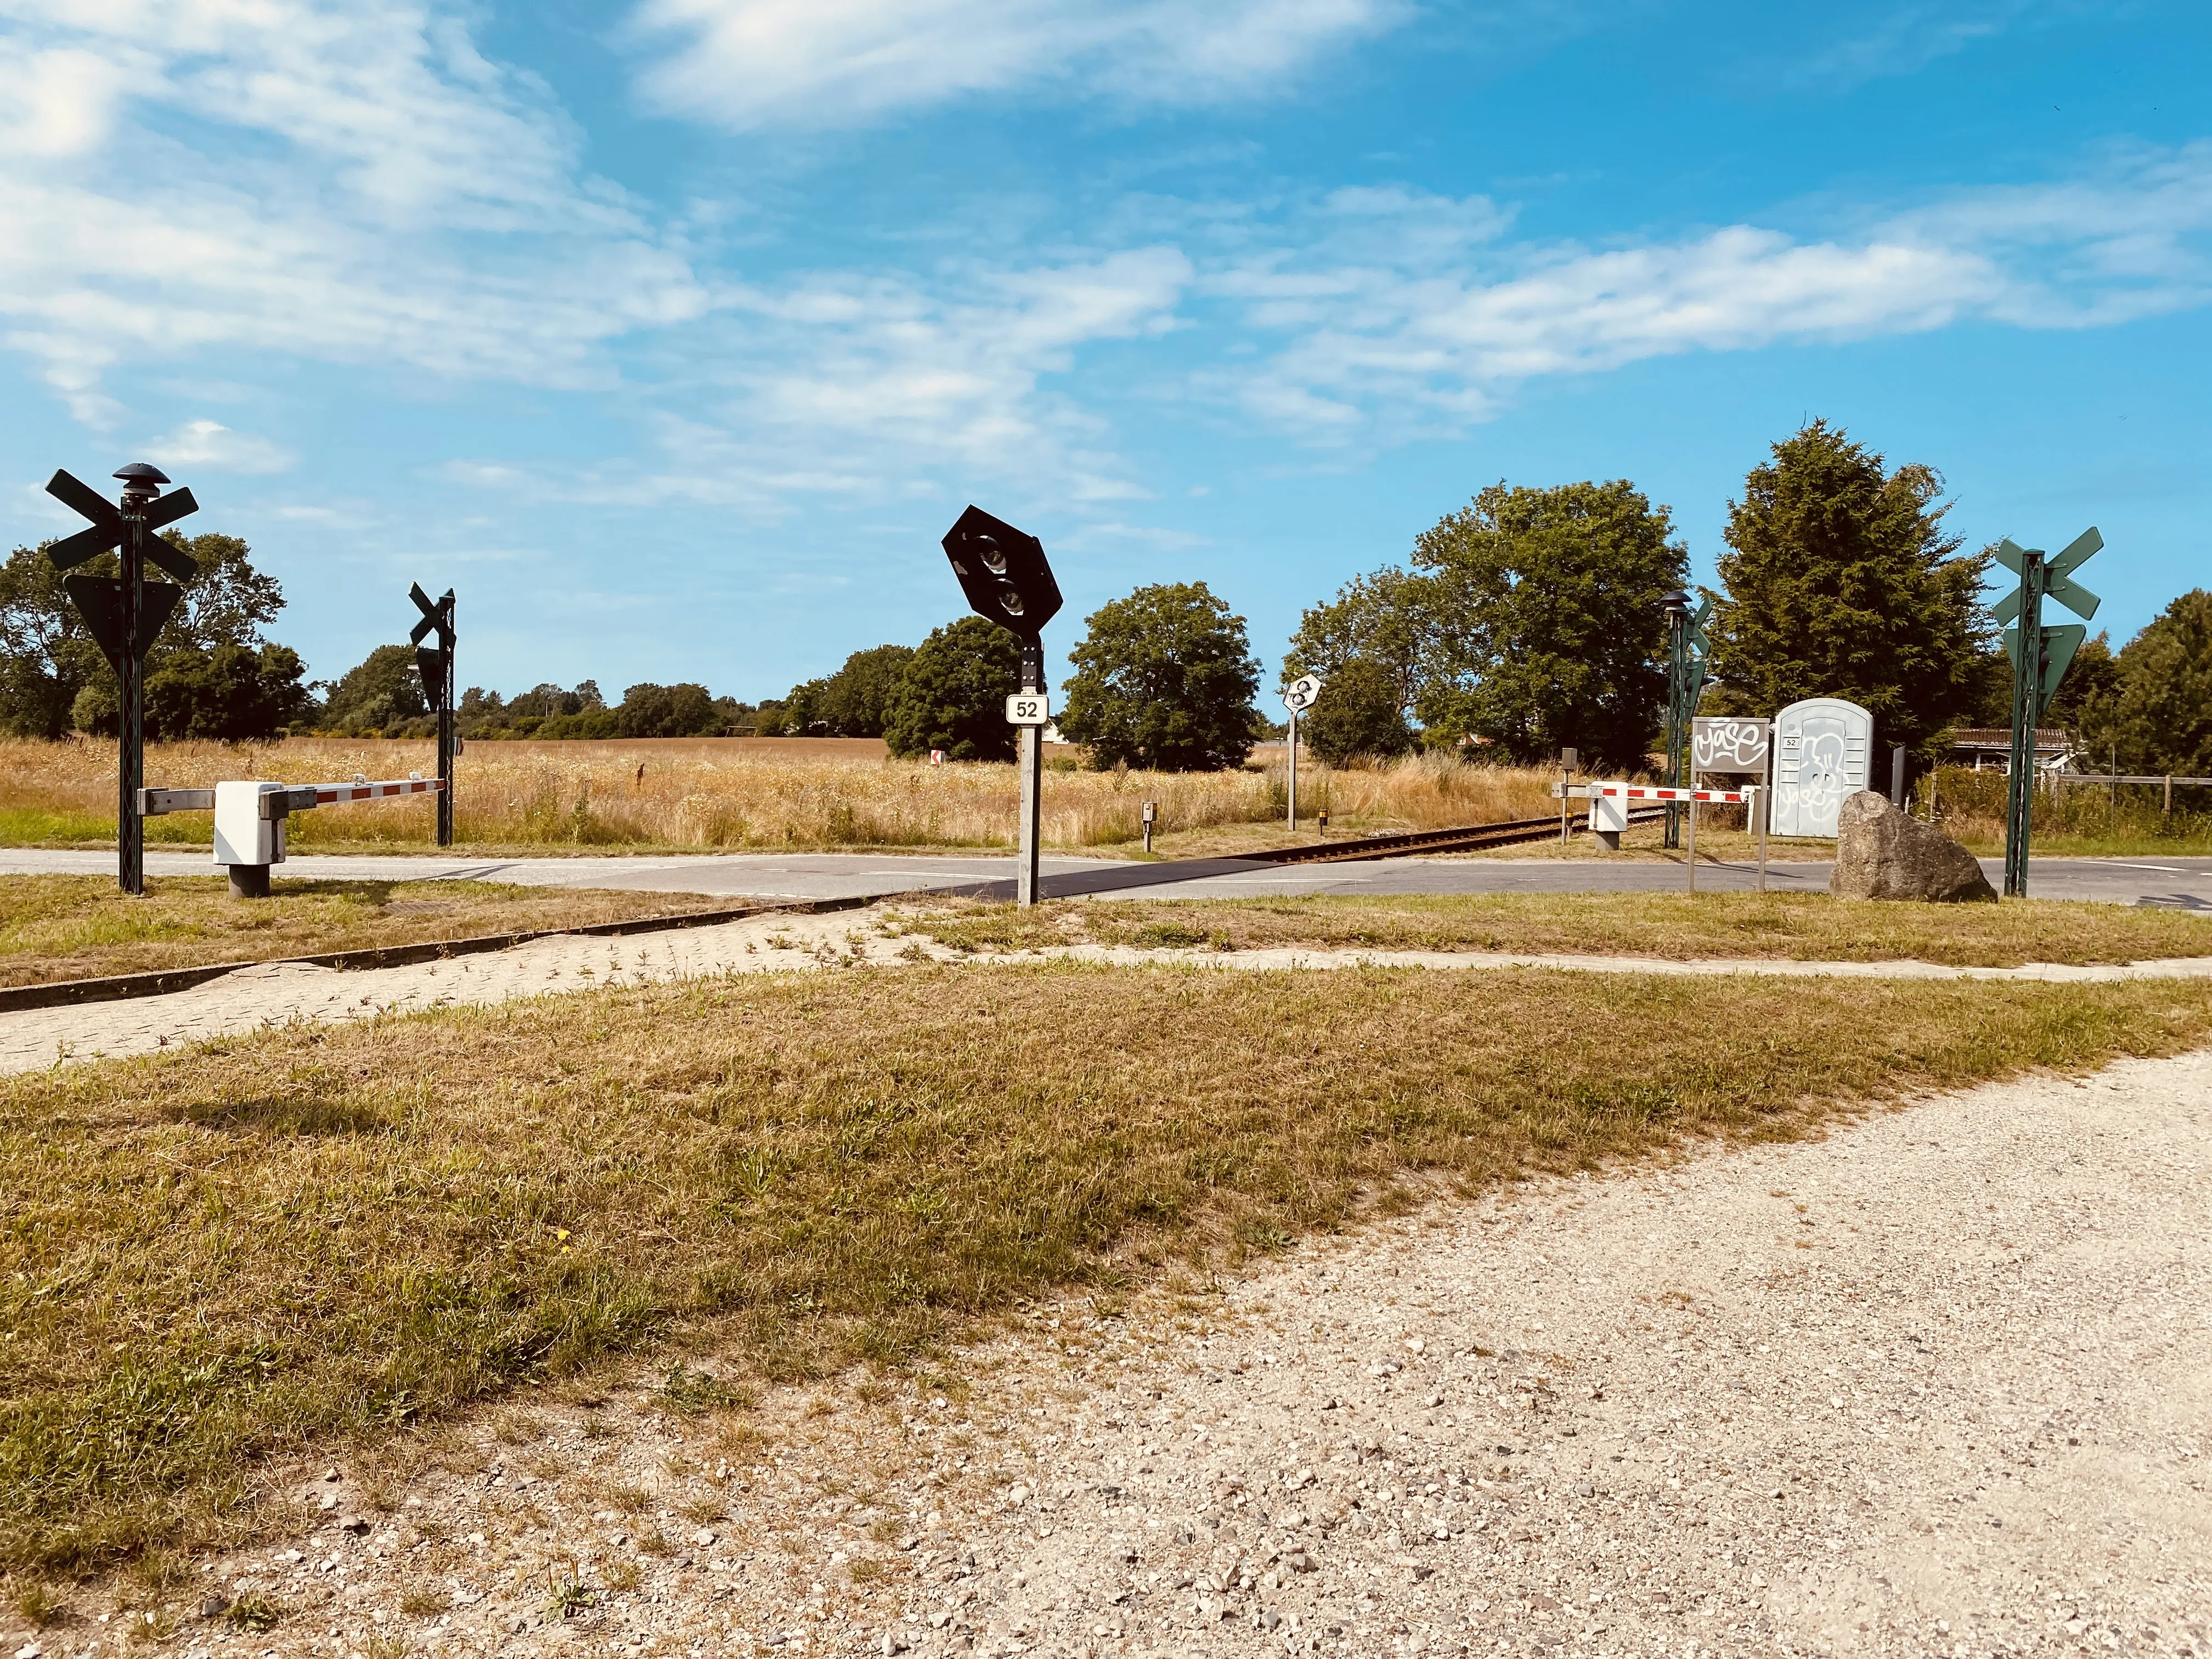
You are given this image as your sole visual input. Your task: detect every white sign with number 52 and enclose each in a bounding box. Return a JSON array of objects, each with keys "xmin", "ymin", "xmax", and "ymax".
[{"xmin": 1006, "ymin": 693, "xmax": 1051, "ymax": 726}]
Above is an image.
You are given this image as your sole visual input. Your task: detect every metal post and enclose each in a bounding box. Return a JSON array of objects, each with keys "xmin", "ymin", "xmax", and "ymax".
[
  {"xmin": 2166, "ymin": 776, "xmax": 2174, "ymax": 817},
  {"xmin": 437, "ymin": 595, "xmax": 455, "ymax": 848},
  {"xmin": 1754, "ymin": 783, "xmax": 1767, "ymax": 893},
  {"xmin": 1287, "ymin": 709, "xmax": 1298, "ymax": 832},
  {"xmin": 1891, "ymin": 744, "xmax": 1906, "ymax": 807},
  {"xmin": 116, "ymin": 486, "xmax": 151, "ymax": 895},
  {"xmin": 1017, "ymin": 639, "xmax": 1043, "ymax": 907},
  {"xmin": 1663, "ymin": 605, "xmax": 1686, "ymax": 849},
  {"xmin": 2003, "ymin": 550, "xmax": 2045, "ymax": 898},
  {"xmin": 1685, "ymin": 786, "xmax": 1697, "ymax": 893}
]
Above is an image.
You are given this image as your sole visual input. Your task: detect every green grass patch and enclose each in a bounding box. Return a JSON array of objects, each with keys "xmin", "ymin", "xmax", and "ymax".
[
  {"xmin": 3, "ymin": 962, "xmax": 2210, "ymax": 1570},
  {"xmin": 906, "ymin": 890, "xmax": 2212, "ymax": 967}
]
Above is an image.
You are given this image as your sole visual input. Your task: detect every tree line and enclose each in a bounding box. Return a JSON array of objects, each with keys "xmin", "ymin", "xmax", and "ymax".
[{"xmin": 3, "ymin": 419, "xmax": 2206, "ymax": 776}]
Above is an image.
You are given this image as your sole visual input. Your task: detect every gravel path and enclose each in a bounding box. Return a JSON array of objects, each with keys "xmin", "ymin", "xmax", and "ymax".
[
  {"xmin": 31, "ymin": 1048, "xmax": 2204, "ymax": 1659},
  {"xmin": 10, "ymin": 904, "xmax": 2212, "ymax": 1075}
]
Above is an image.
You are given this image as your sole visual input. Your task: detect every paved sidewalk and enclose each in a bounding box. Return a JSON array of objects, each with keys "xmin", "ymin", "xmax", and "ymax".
[{"xmin": 11, "ymin": 903, "xmax": 2212, "ymax": 1075}]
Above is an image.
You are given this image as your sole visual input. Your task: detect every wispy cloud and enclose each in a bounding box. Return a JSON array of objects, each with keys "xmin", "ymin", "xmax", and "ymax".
[
  {"xmin": 1199, "ymin": 149, "xmax": 2212, "ymax": 444},
  {"xmin": 451, "ymin": 247, "xmax": 1195, "ymax": 517},
  {"xmin": 628, "ymin": 0, "xmax": 1410, "ymax": 131},
  {"xmin": 1775, "ymin": 0, "xmax": 2037, "ymax": 91},
  {"xmin": 146, "ymin": 418, "xmax": 298, "ymax": 475},
  {"xmin": 0, "ymin": 0, "xmax": 708, "ymax": 422}
]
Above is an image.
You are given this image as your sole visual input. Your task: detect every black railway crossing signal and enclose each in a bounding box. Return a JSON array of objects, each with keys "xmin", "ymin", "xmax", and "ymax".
[
  {"xmin": 940, "ymin": 506, "xmax": 1062, "ymax": 906},
  {"xmin": 409, "ymin": 582, "xmax": 457, "ymax": 847},
  {"xmin": 1994, "ymin": 528, "xmax": 2101, "ymax": 898},
  {"xmin": 45, "ymin": 463, "xmax": 200, "ymax": 894}
]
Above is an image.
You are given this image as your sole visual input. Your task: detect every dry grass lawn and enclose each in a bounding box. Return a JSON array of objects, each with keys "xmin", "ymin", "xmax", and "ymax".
[
  {"xmin": 905, "ymin": 891, "xmax": 2212, "ymax": 967},
  {"xmin": 0, "ymin": 876, "xmax": 732, "ymax": 988},
  {"xmin": 5, "ymin": 962, "xmax": 2212, "ymax": 1571},
  {"xmin": 0, "ymin": 737, "xmax": 1559, "ymax": 854}
]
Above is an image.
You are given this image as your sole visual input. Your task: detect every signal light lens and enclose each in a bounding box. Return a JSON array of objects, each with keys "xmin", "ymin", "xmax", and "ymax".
[
  {"xmin": 977, "ymin": 536, "xmax": 1008, "ymax": 574},
  {"xmin": 1000, "ymin": 592, "xmax": 1025, "ymax": 617}
]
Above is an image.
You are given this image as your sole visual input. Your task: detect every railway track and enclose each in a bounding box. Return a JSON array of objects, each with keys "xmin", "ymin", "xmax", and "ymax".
[{"xmin": 1233, "ymin": 805, "xmax": 1672, "ymax": 866}]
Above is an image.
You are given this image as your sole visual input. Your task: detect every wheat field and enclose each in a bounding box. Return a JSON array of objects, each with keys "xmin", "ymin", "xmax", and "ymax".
[{"xmin": 0, "ymin": 736, "xmax": 1562, "ymax": 852}]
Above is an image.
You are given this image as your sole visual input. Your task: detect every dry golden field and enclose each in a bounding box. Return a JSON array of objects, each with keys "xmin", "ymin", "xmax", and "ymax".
[{"xmin": 0, "ymin": 737, "xmax": 1561, "ymax": 853}]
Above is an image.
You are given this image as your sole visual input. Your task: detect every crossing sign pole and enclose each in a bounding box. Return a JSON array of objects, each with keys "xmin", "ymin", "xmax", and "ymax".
[
  {"xmin": 43, "ymin": 463, "xmax": 200, "ymax": 894},
  {"xmin": 940, "ymin": 506, "xmax": 1062, "ymax": 907},
  {"xmin": 1281, "ymin": 674, "xmax": 1323, "ymax": 831},
  {"xmin": 1994, "ymin": 528, "xmax": 2101, "ymax": 898},
  {"xmin": 409, "ymin": 584, "xmax": 456, "ymax": 847}
]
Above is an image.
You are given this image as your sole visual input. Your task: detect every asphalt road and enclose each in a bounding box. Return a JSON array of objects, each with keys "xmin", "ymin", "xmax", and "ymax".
[{"xmin": 5, "ymin": 847, "xmax": 2210, "ymax": 907}]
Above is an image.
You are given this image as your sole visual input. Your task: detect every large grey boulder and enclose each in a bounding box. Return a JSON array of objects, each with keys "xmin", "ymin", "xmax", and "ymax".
[{"xmin": 1830, "ymin": 789, "xmax": 1997, "ymax": 902}]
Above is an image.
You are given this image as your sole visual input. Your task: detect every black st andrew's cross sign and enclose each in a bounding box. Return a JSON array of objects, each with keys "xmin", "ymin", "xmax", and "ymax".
[
  {"xmin": 46, "ymin": 463, "xmax": 201, "ymax": 894},
  {"xmin": 409, "ymin": 581, "xmax": 457, "ymax": 847}
]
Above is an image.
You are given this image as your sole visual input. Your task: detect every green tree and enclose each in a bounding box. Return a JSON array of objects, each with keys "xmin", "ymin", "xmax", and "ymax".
[
  {"xmin": 817, "ymin": 645, "xmax": 916, "ymax": 737},
  {"xmin": 2077, "ymin": 590, "xmax": 2212, "ymax": 776},
  {"xmin": 1058, "ymin": 582, "xmax": 1260, "ymax": 771},
  {"xmin": 1300, "ymin": 658, "xmax": 1415, "ymax": 767},
  {"xmin": 1708, "ymin": 421, "xmax": 1988, "ymax": 759},
  {"xmin": 1411, "ymin": 480, "xmax": 1686, "ymax": 772},
  {"xmin": 615, "ymin": 682, "xmax": 720, "ymax": 738},
  {"xmin": 1284, "ymin": 566, "xmax": 1442, "ymax": 719},
  {"xmin": 0, "ymin": 531, "xmax": 310, "ymax": 740},
  {"xmin": 319, "ymin": 645, "xmax": 428, "ymax": 733},
  {"xmin": 882, "ymin": 617, "xmax": 1022, "ymax": 763}
]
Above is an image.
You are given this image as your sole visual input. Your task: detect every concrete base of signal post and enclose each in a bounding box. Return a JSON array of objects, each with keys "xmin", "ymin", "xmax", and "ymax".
[{"xmin": 227, "ymin": 864, "xmax": 273, "ymax": 899}]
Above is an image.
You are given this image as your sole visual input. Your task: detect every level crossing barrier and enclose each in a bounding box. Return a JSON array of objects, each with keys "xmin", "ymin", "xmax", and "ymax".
[
  {"xmin": 1553, "ymin": 781, "xmax": 1766, "ymax": 891},
  {"xmin": 139, "ymin": 775, "xmax": 447, "ymax": 897}
]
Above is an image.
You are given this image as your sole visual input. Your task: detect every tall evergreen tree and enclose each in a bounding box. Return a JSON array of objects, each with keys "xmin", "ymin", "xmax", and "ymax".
[{"xmin": 1708, "ymin": 421, "xmax": 1987, "ymax": 758}]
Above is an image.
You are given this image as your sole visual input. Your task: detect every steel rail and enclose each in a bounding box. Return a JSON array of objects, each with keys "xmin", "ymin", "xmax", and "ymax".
[{"xmin": 1233, "ymin": 805, "xmax": 1672, "ymax": 867}]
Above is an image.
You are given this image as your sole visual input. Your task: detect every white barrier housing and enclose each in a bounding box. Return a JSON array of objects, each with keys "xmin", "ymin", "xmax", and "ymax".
[
  {"xmin": 139, "ymin": 775, "xmax": 447, "ymax": 896},
  {"xmin": 212, "ymin": 781, "xmax": 289, "ymax": 871}
]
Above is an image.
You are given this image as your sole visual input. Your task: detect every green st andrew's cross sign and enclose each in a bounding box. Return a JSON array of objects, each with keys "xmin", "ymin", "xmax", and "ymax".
[{"xmin": 1993, "ymin": 527, "xmax": 2102, "ymax": 898}]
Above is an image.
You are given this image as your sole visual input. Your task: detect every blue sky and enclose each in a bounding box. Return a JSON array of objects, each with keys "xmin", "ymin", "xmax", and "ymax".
[{"xmin": 2, "ymin": 0, "xmax": 2206, "ymax": 702}]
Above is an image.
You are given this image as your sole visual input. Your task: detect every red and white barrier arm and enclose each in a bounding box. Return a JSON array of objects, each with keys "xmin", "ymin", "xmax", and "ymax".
[
  {"xmin": 1553, "ymin": 781, "xmax": 1761, "ymax": 805},
  {"xmin": 308, "ymin": 776, "xmax": 447, "ymax": 806},
  {"xmin": 1590, "ymin": 783, "xmax": 1756, "ymax": 805}
]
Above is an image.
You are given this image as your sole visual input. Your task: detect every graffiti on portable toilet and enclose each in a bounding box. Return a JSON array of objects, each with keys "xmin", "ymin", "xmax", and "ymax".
[{"xmin": 1770, "ymin": 697, "xmax": 1871, "ymax": 838}]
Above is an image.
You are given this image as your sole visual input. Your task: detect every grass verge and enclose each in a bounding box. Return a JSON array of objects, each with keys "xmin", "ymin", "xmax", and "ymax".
[
  {"xmin": 5, "ymin": 962, "xmax": 2212, "ymax": 1570},
  {"xmin": 905, "ymin": 891, "xmax": 2212, "ymax": 967},
  {"xmin": 0, "ymin": 876, "xmax": 741, "ymax": 988}
]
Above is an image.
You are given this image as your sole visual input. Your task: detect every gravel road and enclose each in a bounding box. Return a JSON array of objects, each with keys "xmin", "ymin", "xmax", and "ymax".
[{"xmin": 52, "ymin": 1047, "xmax": 2205, "ymax": 1659}]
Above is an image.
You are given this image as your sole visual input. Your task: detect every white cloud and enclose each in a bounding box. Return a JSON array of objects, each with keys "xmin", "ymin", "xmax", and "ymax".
[
  {"xmin": 146, "ymin": 419, "xmax": 297, "ymax": 475},
  {"xmin": 452, "ymin": 247, "xmax": 1194, "ymax": 517},
  {"xmin": 1203, "ymin": 154, "xmax": 2212, "ymax": 444},
  {"xmin": 630, "ymin": 0, "xmax": 1408, "ymax": 130},
  {"xmin": 0, "ymin": 0, "xmax": 709, "ymax": 421}
]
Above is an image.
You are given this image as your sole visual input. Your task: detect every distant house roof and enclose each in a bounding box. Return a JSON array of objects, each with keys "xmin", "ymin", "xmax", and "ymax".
[{"xmin": 1946, "ymin": 728, "xmax": 2072, "ymax": 751}]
